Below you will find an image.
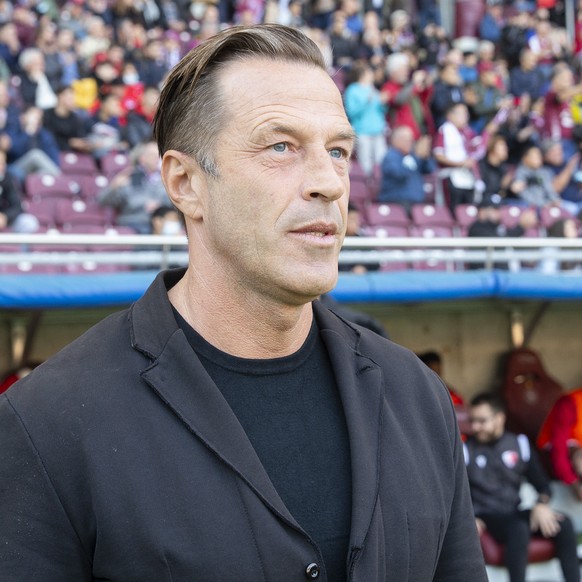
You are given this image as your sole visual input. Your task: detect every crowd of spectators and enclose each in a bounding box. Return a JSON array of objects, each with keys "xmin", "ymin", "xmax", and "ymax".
[{"xmin": 0, "ymin": 0, "xmax": 581, "ymax": 268}]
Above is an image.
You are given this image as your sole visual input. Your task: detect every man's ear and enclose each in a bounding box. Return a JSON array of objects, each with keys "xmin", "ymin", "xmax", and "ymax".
[{"xmin": 161, "ymin": 150, "xmax": 208, "ymax": 221}]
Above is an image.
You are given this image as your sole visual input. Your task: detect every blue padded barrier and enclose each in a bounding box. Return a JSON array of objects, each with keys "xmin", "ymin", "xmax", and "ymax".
[{"xmin": 1, "ymin": 271, "xmax": 582, "ymax": 309}]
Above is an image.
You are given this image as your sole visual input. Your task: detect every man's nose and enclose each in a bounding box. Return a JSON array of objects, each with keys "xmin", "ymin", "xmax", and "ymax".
[{"xmin": 301, "ymin": 149, "xmax": 347, "ymax": 202}]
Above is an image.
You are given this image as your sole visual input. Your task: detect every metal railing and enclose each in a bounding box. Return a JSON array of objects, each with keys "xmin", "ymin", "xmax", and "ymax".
[{"xmin": 1, "ymin": 233, "xmax": 582, "ymax": 272}]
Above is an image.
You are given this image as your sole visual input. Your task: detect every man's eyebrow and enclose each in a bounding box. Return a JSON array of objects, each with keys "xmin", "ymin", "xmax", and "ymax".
[{"xmin": 255, "ymin": 124, "xmax": 356, "ymax": 145}]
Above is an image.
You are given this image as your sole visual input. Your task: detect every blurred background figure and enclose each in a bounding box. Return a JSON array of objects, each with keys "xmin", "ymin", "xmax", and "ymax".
[
  {"xmin": 343, "ymin": 61, "xmax": 387, "ymax": 177},
  {"xmin": 98, "ymin": 141, "xmax": 170, "ymax": 234}
]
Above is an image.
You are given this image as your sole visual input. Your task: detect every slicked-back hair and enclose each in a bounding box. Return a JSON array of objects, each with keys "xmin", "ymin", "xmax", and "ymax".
[{"xmin": 152, "ymin": 24, "xmax": 327, "ymax": 178}]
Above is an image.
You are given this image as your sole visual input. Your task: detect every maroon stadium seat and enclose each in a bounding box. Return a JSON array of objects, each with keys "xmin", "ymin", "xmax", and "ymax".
[
  {"xmin": 364, "ymin": 203, "xmax": 410, "ymax": 229},
  {"xmin": 411, "ymin": 204, "xmax": 455, "ymax": 228},
  {"xmin": 24, "ymin": 173, "xmax": 82, "ymax": 200},
  {"xmin": 59, "ymin": 151, "xmax": 99, "ymax": 176},
  {"xmin": 480, "ymin": 529, "xmax": 556, "ymax": 568}
]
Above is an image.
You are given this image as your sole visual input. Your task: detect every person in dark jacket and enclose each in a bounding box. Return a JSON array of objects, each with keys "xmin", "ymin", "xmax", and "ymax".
[
  {"xmin": 6, "ymin": 105, "xmax": 61, "ymax": 183},
  {"xmin": 465, "ymin": 392, "xmax": 580, "ymax": 582},
  {"xmin": 0, "ymin": 25, "xmax": 487, "ymax": 582}
]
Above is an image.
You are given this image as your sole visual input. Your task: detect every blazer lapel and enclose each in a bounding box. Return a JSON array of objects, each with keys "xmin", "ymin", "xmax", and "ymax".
[
  {"xmin": 130, "ymin": 270, "xmax": 300, "ymax": 530},
  {"xmin": 140, "ymin": 330, "xmax": 301, "ymax": 528},
  {"xmin": 315, "ymin": 303, "xmax": 384, "ymax": 551}
]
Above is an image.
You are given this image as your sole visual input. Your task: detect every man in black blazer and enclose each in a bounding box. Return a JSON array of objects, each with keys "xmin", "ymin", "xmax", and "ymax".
[{"xmin": 0, "ymin": 24, "xmax": 487, "ymax": 582}]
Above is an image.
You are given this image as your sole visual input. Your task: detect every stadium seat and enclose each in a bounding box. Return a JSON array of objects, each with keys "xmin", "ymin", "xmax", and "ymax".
[
  {"xmin": 69, "ymin": 174, "xmax": 110, "ymax": 201},
  {"xmin": 480, "ymin": 529, "xmax": 556, "ymax": 568},
  {"xmin": 349, "ymin": 159, "xmax": 367, "ymax": 184},
  {"xmin": 55, "ymin": 199, "xmax": 110, "ymax": 229},
  {"xmin": 539, "ymin": 205, "xmax": 575, "ymax": 230},
  {"xmin": 21, "ymin": 198, "xmax": 59, "ymax": 228},
  {"xmin": 411, "ymin": 204, "xmax": 455, "ymax": 228},
  {"xmin": 100, "ymin": 151, "xmax": 130, "ymax": 178},
  {"xmin": 349, "ymin": 180, "xmax": 374, "ymax": 211},
  {"xmin": 59, "ymin": 151, "xmax": 99, "ymax": 176},
  {"xmin": 24, "ymin": 173, "xmax": 82, "ymax": 200},
  {"xmin": 455, "ymin": 204, "xmax": 479, "ymax": 230},
  {"xmin": 502, "ymin": 347, "xmax": 563, "ymax": 444},
  {"xmin": 364, "ymin": 203, "xmax": 410, "ymax": 229},
  {"xmin": 499, "ymin": 205, "xmax": 540, "ymax": 237}
]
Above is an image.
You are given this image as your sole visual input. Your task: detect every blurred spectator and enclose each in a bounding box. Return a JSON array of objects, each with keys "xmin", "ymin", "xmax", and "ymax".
[
  {"xmin": 98, "ymin": 141, "xmax": 170, "ymax": 233},
  {"xmin": 417, "ymin": 350, "xmax": 464, "ymax": 406},
  {"xmin": 55, "ymin": 28, "xmax": 81, "ymax": 86},
  {"xmin": 150, "ymin": 205, "xmax": 184, "ymax": 236},
  {"xmin": 430, "ymin": 62, "xmax": 465, "ymax": 130},
  {"xmin": 329, "ymin": 11, "xmax": 358, "ymax": 69},
  {"xmin": 509, "ymin": 48, "xmax": 546, "ymax": 103},
  {"xmin": 122, "ymin": 85, "xmax": 160, "ymax": 149},
  {"xmin": 7, "ymin": 106, "xmax": 61, "ymax": 183},
  {"xmin": 528, "ymin": 8, "xmax": 568, "ymax": 82},
  {"xmin": 0, "ymin": 149, "xmax": 38, "ymax": 233},
  {"xmin": 458, "ymin": 49, "xmax": 478, "ymax": 86},
  {"xmin": 433, "ymin": 102, "xmax": 485, "ymax": 209},
  {"xmin": 338, "ymin": 203, "xmax": 379, "ymax": 273},
  {"xmin": 417, "ymin": 22, "xmax": 449, "ymax": 71},
  {"xmin": 543, "ymin": 64, "xmax": 582, "ymax": 157},
  {"xmin": 136, "ymin": 39, "xmax": 168, "ymax": 87},
  {"xmin": 384, "ymin": 9, "xmax": 415, "ymax": 53},
  {"xmin": 466, "ymin": 63, "xmax": 511, "ymax": 134},
  {"xmin": 539, "ymin": 217, "xmax": 581, "ymax": 273},
  {"xmin": 511, "ymin": 144, "xmax": 563, "ymax": 208},
  {"xmin": 0, "ymin": 22, "xmax": 21, "ymax": 74},
  {"xmin": 542, "ymin": 139, "xmax": 582, "ymax": 212},
  {"xmin": 468, "ymin": 195, "xmax": 537, "ymax": 238},
  {"xmin": 77, "ymin": 15, "xmax": 111, "ymax": 63},
  {"xmin": 478, "ymin": 0, "xmax": 505, "ymax": 44},
  {"xmin": 43, "ymin": 85, "xmax": 92, "ymax": 154},
  {"xmin": 35, "ymin": 20, "xmax": 64, "ymax": 90},
  {"xmin": 86, "ymin": 93, "xmax": 128, "ymax": 160},
  {"xmin": 466, "ymin": 392, "xmax": 580, "ymax": 582},
  {"xmin": 0, "ymin": 79, "xmax": 20, "ymax": 138},
  {"xmin": 343, "ymin": 61, "xmax": 387, "ymax": 177},
  {"xmin": 381, "ymin": 52, "xmax": 435, "ymax": 140},
  {"xmin": 478, "ymin": 134, "xmax": 514, "ymax": 200},
  {"xmin": 498, "ymin": 97, "xmax": 539, "ymax": 165},
  {"xmin": 18, "ymin": 48, "xmax": 58, "ymax": 110},
  {"xmin": 378, "ymin": 127, "xmax": 435, "ymax": 208},
  {"xmin": 538, "ymin": 387, "xmax": 582, "ymax": 497},
  {"xmin": 499, "ymin": 9, "xmax": 532, "ymax": 70},
  {"xmin": 340, "ymin": 0, "xmax": 363, "ymax": 36}
]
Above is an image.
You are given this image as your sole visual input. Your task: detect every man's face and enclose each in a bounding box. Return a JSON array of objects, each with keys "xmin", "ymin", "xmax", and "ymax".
[
  {"xmin": 469, "ymin": 403, "xmax": 505, "ymax": 443},
  {"xmin": 195, "ymin": 58, "xmax": 354, "ymax": 306}
]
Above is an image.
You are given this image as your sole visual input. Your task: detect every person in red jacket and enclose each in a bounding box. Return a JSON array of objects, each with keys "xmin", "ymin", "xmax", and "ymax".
[{"xmin": 538, "ymin": 388, "xmax": 582, "ymax": 500}]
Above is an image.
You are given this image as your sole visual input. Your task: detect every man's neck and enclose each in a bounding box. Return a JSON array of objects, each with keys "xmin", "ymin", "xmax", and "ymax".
[{"xmin": 168, "ymin": 268, "xmax": 314, "ymax": 359}]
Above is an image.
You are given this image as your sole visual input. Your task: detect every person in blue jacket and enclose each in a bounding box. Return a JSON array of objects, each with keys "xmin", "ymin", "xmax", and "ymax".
[
  {"xmin": 378, "ymin": 124, "xmax": 436, "ymax": 208},
  {"xmin": 343, "ymin": 61, "xmax": 387, "ymax": 176},
  {"xmin": 6, "ymin": 105, "xmax": 61, "ymax": 183}
]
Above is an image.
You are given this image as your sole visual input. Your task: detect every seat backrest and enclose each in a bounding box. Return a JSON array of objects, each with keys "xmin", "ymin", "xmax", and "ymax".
[
  {"xmin": 411, "ymin": 203, "xmax": 454, "ymax": 227},
  {"xmin": 55, "ymin": 199, "xmax": 110, "ymax": 228},
  {"xmin": 364, "ymin": 203, "xmax": 410, "ymax": 228},
  {"xmin": 540, "ymin": 205, "xmax": 575, "ymax": 229},
  {"xmin": 480, "ymin": 530, "xmax": 556, "ymax": 566},
  {"xmin": 100, "ymin": 151, "xmax": 130, "ymax": 178},
  {"xmin": 502, "ymin": 347, "xmax": 564, "ymax": 443},
  {"xmin": 60, "ymin": 151, "xmax": 98, "ymax": 175},
  {"xmin": 455, "ymin": 204, "xmax": 479, "ymax": 229},
  {"xmin": 24, "ymin": 173, "xmax": 82, "ymax": 200}
]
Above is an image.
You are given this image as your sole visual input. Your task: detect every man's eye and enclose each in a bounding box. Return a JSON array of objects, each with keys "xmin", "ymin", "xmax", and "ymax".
[
  {"xmin": 329, "ymin": 148, "xmax": 347, "ymax": 159},
  {"xmin": 272, "ymin": 143, "xmax": 288, "ymax": 153}
]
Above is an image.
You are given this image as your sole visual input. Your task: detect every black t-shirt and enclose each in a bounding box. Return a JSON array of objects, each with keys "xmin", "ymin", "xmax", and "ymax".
[{"xmin": 174, "ymin": 309, "xmax": 352, "ymax": 581}]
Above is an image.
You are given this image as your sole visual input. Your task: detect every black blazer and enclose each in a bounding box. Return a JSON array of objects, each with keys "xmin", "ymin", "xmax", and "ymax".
[{"xmin": 0, "ymin": 269, "xmax": 486, "ymax": 581}]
